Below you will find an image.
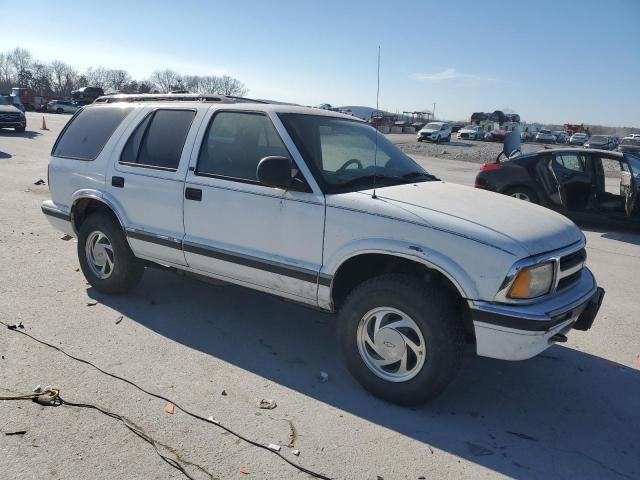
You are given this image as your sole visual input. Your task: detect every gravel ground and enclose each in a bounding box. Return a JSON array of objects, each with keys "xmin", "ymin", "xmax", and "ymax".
[{"xmin": 0, "ymin": 113, "xmax": 639, "ymax": 480}]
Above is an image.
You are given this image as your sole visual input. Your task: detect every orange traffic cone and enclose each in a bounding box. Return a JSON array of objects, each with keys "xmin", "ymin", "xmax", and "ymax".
[{"xmin": 41, "ymin": 116, "xmax": 49, "ymax": 131}]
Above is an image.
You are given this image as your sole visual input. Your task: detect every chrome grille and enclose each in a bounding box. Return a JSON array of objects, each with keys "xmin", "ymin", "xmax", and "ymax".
[{"xmin": 0, "ymin": 113, "xmax": 20, "ymax": 122}]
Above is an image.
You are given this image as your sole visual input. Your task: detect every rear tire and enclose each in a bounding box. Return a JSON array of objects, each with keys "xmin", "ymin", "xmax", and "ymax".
[
  {"xmin": 504, "ymin": 186, "xmax": 539, "ymax": 204},
  {"xmin": 338, "ymin": 274, "xmax": 464, "ymax": 405},
  {"xmin": 77, "ymin": 213, "xmax": 143, "ymax": 294},
  {"xmin": 56, "ymin": 108, "xmax": 63, "ymax": 114}
]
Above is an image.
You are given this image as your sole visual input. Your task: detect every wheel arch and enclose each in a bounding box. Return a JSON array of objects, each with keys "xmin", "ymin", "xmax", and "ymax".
[
  {"xmin": 328, "ymin": 250, "xmax": 469, "ymax": 308},
  {"xmin": 70, "ymin": 191, "xmax": 127, "ymax": 234}
]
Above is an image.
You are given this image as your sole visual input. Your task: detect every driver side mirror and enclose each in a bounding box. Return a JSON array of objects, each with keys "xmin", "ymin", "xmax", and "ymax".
[{"xmin": 256, "ymin": 156, "xmax": 294, "ymax": 189}]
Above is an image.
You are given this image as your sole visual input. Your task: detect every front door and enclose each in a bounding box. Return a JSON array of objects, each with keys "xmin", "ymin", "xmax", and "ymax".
[
  {"xmin": 106, "ymin": 107, "xmax": 201, "ymax": 265},
  {"xmin": 182, "ymin": 109, "xmax": 325, "ymax": 302},
  {"xmin": 622, "ymin": 155, "xmax": 640, "ymax": 218}
]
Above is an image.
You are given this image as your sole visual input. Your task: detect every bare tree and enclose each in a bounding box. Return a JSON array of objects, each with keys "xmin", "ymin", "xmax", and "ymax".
[
  {"xmin": 105, "ymin": 69, "xmax": 131, "ymax": 91},
  {"xmin": 50, "ymin": 60, "xmax": 78, "ymax": 97},
  {"xmin": 85, "ymin": 66, "xmax": 109, "ymax": 89},
  {"xmin": 8, "ymin": 47, "xmax": 32, "ymax": 85},
  {"xmin": 219, "ymin": 75, "xmax": 247, "ymax": 97},
  {"xmin": 196, "ymin": 75, "xmax": 223, "ymax": 94},
  {"xmin": 149, "ymin": 69, "xmax": 182, "ymax": 93},
  {"xmin": 30, "ymin": 61, "xmax": 53, "ymax": 95}
]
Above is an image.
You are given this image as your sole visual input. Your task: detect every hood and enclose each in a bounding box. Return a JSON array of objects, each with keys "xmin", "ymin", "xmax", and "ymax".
[
  {"xmin": 0, "ymin": 104, "xmax": 21, "ymax": 113},
  {"xmin": 420, "ymin": 128, "xmax": 438, "ymax": 133},
  {"xmin": 460, "ymin": 128, "xmax": 476, "ymax": 133},
  {"xmin": 371, "ymin": 181, "xmax": 582, "ymax": 256}
]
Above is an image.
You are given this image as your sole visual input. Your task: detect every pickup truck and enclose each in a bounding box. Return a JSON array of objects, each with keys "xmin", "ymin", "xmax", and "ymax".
[{"xmin": 42, "ymin": 94, "xmax": 604, "ymax": 405}]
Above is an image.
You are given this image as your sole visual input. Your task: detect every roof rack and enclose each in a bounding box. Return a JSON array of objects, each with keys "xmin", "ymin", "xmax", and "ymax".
[{"xmin": 93, "ymin": 93, "xmax": 266, "ymax": 104}]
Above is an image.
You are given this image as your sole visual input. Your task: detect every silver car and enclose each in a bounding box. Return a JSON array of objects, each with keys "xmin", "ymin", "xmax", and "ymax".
[{"xmin": 47, "ymin": 100, "xmax": 80, "ymax": 114}]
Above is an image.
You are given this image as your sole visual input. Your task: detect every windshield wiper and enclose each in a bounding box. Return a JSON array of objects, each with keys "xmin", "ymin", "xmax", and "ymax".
[
  {"xmin": 402, "ymin": 171, "xmax": 439, "ymax": 181},
  {"xmin": 339, "ymin": 174, "xmax": 404, "ymax": 188}
]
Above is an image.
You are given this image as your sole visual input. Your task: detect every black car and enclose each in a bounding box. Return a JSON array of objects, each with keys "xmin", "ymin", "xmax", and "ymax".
[
  {"xmin": 475, "ymin": 148, "xmax": 640, "ymax": 229},
  {"xmin": 585, "ymin": 135, "xmax": 615, "ymax": 150},
  {"xmin": 71, "ymin": 86, "xmax": 105, "ymax": 105}
]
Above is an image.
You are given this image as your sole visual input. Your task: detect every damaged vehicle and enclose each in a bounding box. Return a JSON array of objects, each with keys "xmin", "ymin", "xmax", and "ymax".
[
  {"xmin": 42, "ymin": 95, "xmax": 604, "ymax": 405},
  {"xmin": 475, "ymin": 144, "xmax": 640, "ymax": 230}
]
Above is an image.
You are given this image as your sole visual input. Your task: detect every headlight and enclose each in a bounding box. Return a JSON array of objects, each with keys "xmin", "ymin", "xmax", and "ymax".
[{"xmin": 508, "ymin": 262, "xmax": 554, "ymax": 299}]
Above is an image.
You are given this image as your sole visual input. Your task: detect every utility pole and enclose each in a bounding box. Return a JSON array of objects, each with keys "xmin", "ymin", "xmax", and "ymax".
[{"xmin": 432, "ymin": 102, "xmax": 437, "ymax": 121}]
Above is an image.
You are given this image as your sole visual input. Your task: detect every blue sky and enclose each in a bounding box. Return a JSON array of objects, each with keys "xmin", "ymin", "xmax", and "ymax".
[{"xmin": 3, "ymin": 0, "xmax": 639, "ymax": 126}]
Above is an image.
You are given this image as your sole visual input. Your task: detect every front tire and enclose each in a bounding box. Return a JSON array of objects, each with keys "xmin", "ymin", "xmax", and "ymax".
[
  {"xmin": 338, "ymin": 274, "xmax": 464, "ymax": 405},
  {"xmin": 77, "ymin": 213, "xmax": 143, "ymax": 294},
  {"xmin": 15, "ymin": 126, "xmax": 25, "ymax": 132},
  {"xmin": 56, "ymin": 108, "xmax": 64, "ymax": 114}
]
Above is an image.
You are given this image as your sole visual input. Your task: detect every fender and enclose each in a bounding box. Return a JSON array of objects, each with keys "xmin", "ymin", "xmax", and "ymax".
[
  {"xmin": 70, "ymin": 188, "xmax": 130, "ymax": 233},
  {"xmin": 318, "ymin": 238, "xmax": 480, "ymax": 309}
]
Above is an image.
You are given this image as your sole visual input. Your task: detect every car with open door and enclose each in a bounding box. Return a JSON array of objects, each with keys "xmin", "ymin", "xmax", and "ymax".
[{"xmin": 475, "ymin": 144, "xmax": 640, "ymax": 229}]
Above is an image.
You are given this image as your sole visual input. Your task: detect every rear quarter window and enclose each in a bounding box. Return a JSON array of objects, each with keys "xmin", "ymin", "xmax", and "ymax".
[{"xmin": 52, "ymin": 106, "xmax": 132, "ymax": 160}]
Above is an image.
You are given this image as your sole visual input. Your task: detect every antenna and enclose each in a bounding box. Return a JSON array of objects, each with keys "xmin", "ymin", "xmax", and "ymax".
[{"xmin": 372, "ymin": 45, "xmax": 381, "ymax": 199}]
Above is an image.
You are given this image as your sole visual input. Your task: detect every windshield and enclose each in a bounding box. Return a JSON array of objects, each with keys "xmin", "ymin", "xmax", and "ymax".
[
  {"xmin": 463, "ymin": 125, "xmax": 475, "ymax": 130},
  {"xmin": 423, "ymin": 123, "xmax": 442, "ymax": 130},
  {"xmin": 0, "ymin": 96, "xmax": 8, "ymax": 105},
  {"xmin": 590, "ymin": 135, "xmax": 607, "ymax": 142},
  {"xmin": 622, "ymin": 138, "xmax": 640, "ymax": 146},
  {"xmin": 572, "ymin": 133, "xmax": 586, "ymax": 138},
  {"xmin": 278, "ymin": 113, "xmax": 435, "ymax": 194}
]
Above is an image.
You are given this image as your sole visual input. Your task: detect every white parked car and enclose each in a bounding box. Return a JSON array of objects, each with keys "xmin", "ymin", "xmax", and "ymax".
[
  {"xmin": 417, "ymin": 121, "xmax": 451, "ymax": 143},
  {"xmin": 42, "ymin": 95, "xmax": 604, "ymax": 405},
  {"xmin": 569, "ymin": 133, "xmax": 589, "ymax": 145},
  {"xmin": 47, "ymin": 100, "xmax": 80, "ymax": 114},
  {"xmin": 457, "ymin": 125, "xmax": 484, "ymax": 140},
  {"xmin": 536, "ymin": 129, "xmax": 557, "ymax": 143}
]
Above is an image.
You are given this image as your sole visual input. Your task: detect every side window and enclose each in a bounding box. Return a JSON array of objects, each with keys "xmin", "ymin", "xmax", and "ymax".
[
  {"xmin": 197, "ymin": 111, "xmax": 291, "ymax": 181},
  {"xmin": 120, "ymin": 109, "xmax": 195, "ymax": 170},
  {"xmin": 554, "ymin": 153, "xmax": 585, "ymax": 173},
  {"xmin": 53, "ymin": 106, "xmax": 132, "ymax": 160}
]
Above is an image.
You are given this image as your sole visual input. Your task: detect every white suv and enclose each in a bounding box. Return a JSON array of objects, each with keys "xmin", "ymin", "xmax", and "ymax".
[
  {"xmin": 417, "ymin": 121, "xmax": 451, "ymax": 143},
  {"xmin": 42, "ymin": 94, "xmax": 604, "ymax": 405}
]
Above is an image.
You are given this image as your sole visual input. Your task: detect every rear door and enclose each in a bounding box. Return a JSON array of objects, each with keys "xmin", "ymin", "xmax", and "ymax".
[
  {"xmin": 182, "ymin": 109, "xmax": 325, "ymax": 302},
  {"xmin": 106, "ymin": 107, "xmax": 202, "ymax": 265},
  {"xmin": 541, "ymin": 152, "xmax": 593, "ymax": 210}
]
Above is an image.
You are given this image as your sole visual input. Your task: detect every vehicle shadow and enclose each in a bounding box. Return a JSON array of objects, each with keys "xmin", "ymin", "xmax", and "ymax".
[
  {"xmin": 90, "ymin": 269, "xmax": 640, "ymax": 479},
  {"xmin": 599, "ymin": 230, "xmax": 640, "ymax": 246},
  {"xmin": 0, "ymin": 151, "xmax": 12, "ymax": 159},
  {"xmin": 0, "ymin": 129, "xmax": 42, "ymax": 139}
]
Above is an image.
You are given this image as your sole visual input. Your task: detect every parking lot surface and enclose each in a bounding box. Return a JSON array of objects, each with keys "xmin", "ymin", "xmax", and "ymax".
[{"xmin": 1, "ymin": 113, "xmax": 639, "ymax": 479}]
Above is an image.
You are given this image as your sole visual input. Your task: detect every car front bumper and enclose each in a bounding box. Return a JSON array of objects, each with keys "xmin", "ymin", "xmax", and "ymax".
[
  {"xmin": 469, "ymin": 267, "xmax": 604, "ymax": 361},
  {"xmin": 0, "ymin": 120, "xmax": 26, "ymax": 128}
]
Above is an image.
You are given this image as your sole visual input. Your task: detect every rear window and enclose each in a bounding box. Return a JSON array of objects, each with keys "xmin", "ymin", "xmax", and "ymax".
[
  {"xmin": 53, "ymin": 106, "xmax": 131, "ymax": 160},
  {"xmin": 121, "ymin": 109, "xmax": 195, "ymax": 170}
]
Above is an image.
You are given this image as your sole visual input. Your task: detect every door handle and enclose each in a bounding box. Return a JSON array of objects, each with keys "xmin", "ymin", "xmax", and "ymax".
[
  {"xmin": 185, "ymin": 187, "xmax": 202, "ymax": 201},
  {"xmin": 112, "ymin": 176, "xmax": 124, "ymax": 188}
]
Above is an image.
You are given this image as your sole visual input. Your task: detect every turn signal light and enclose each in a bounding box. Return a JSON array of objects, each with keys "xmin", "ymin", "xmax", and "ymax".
[{"xmin": 480, "ymin": 163, "xmax": 502, "ymax": 172}]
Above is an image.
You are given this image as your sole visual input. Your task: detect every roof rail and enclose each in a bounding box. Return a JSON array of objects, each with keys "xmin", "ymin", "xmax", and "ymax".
[{"xmin": 93, "ymin": 93, "xmax": 266, "ymax": 104}]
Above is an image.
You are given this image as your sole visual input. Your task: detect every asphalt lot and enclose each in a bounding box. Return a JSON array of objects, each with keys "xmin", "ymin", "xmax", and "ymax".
[{"xmin": 1, "ymin": 112, "xmax": 639, "ymax": 480}]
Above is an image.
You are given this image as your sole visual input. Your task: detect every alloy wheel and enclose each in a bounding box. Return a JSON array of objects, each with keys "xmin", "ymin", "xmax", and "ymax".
[
  {"xmin": 85, "ymin": 230, "xmax": 115, "ymax": 279},
  {"xmin": 356, "ymin": 307, "xmax": 426, "ymax": 382}
]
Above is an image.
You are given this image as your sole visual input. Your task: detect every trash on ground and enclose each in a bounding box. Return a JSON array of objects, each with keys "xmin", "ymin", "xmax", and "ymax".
[
  {"xmin": 207, "ymin": 416, "xmax": 220, "ymax": 424},
  {"xmin": 318, "ymin": 371, "xmax": 329, "ymax": 383},
  {"xmin": 291, "ymin": 449, "xmax": 300, "ymax": 456},
  {"xmin": 7, "ymin": 322, "xmax": 24, "ymax": 330},
  {"xmin": 221, "ymin": 389, "xmax": 227, "ymax": 396},
  {"xmin": 239, "ymin": 467, "xmax": 250, "ymax": 475},
  {"xmin": 5, "ymin": 431, "xmax": 27, "ymax": 436},
  {"xmin": 115, "ymin": 316, "xmax": 123, "ymax": 325},
  {"xmin": 259, "ymin": 399, "xmax": 277, "ymax": 410},
  {"xmin": 33, "ymin": 179, "xmax": 45, "ymax": 185},
  {"xmin": 164, "ymin": 402, "xmax": 175, "ymax": 414},
  {"xmin": 60, "ymin": 234, "xmax": 73, "ymax": 241},
  {"xmin": 86, "ymin": 301, "xmax": 98, "ymax": 306},
  {"xmin": 268, "ymin": 443, "xmax": 281, "ymax": 452}
]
